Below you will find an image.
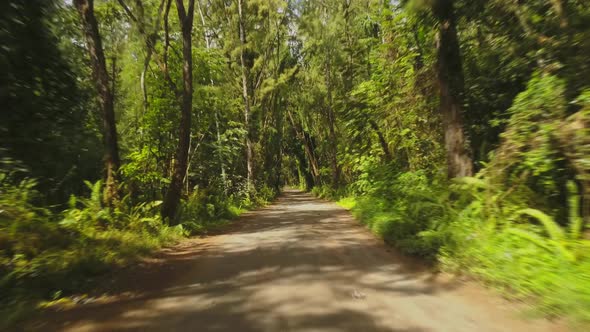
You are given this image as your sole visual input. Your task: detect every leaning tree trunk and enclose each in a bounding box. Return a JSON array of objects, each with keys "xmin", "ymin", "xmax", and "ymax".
[
  {"xmin": 74, "ymin": 0, "xmax": 121, "ymax": 205},
  {"xmin": 238, "ymin": 0, "xmax": 254, "ymax": 193},
  {"xmin": 293, "ymin": 139, "xmax": 314, "ymax": 191},
  {"xmin": 369, "ymin": 119, "xmax": 391, "ymax": 162},
  {"xmin": 434, "ymin": 0, "xmax": 473, "ymax": 178},
  {"xmin": 287, "ymin": 110, "xmax": 321, "ymax": 186},
  {"xmin": 161, "ymin": 0, "xmax": 195, "ymax": 222}
]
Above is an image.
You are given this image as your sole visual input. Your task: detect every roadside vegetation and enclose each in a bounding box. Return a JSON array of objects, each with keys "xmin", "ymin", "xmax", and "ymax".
[
  {"xmin": 316, "ymin": 82, "xmax": 590, "ymax": 322},
  {"xmin": 0, "ymin": 166, "xmax": 274, "ymax": 327},
  {"xmin": 1, "ymin": 0, "xmax": 589, "ymax": 328}
]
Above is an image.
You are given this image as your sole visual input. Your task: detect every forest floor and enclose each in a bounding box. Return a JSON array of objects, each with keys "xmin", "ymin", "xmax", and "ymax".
[{"xmin": 24, "ymin": 189, "xmax": 567, "ymax": 332}]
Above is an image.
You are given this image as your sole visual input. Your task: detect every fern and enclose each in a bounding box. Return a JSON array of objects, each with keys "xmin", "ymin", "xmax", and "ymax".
[
  {"xmin": 567, "ymin": 181, "xmax": 583, "ymax": 239},
  {"xmin": 505, "ymin": 228, "xmax": 575, "ymax": 262},
  {"xmin": 452, "ymin": 176, "xmax": 489, "ymax": 189},
  {"xmin": 514, "ymin": 208, "xmax": 565, "ymax": 241}
]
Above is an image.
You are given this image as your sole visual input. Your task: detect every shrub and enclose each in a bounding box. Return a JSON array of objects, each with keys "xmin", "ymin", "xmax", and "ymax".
[{"xmin": 0, "ymin": 172, "xmax": 184, "ymax": 327}]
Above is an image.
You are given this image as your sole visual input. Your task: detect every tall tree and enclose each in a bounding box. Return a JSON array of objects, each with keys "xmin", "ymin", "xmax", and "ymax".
[
  {"xmin": 196, "ymin": 0, "xmax": 228, "ymax": 193},
  {"xmin": 115, "ymin": 0, "xmax": 166, "ymax": 114},
  {"xmin": 237, "ymin": 0, "xmax": 254, "ymax": 193},
  {"xmin": 161, "ymin": 0, "xmax": 195, "ymax": 221},
  {"xmin": 74, "ymin": 0, "xmax": 121, "ymax": 204},
  {"xmin": 433, "ymin": 0, "xmax": 473, "ymax": 178}
]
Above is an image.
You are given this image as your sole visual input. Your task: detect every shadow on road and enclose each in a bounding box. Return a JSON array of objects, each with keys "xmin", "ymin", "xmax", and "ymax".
[{"xmin": 27, "ymin": 190, "xmax": 466, "ymax": 332}]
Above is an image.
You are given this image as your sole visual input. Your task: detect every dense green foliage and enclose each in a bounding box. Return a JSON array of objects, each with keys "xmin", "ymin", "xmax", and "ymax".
[
  {"xmin": 0, "ymin": 170, "xmax": 183, "ymax": 324},
  {"xmin": 1, "ymin": 0, "xmax": 589, "ymax": 326},
  {"xmin": 304, "ymin": 0, "xmax": 590, "ymax": 323}
]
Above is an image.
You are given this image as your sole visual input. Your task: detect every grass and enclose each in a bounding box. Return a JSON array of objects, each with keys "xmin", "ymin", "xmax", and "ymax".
[
  {"xmin": 336, "ymin": 196, "xmax": 356, "ymax": 210},
  {"xmin": 0, "ymin": 224, "xmax": 184, "ymax": 329}
]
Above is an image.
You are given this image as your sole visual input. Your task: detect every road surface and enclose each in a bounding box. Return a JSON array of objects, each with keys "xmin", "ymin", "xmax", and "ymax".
[{"xmin": 28, "ymin": 189, "xmax": 563, "ymax": 332}]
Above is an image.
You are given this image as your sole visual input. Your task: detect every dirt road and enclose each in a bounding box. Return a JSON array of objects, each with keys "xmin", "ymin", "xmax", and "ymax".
[{"xmin": 29, "ymin": 189, "xmax": 564, "ymax": 332}]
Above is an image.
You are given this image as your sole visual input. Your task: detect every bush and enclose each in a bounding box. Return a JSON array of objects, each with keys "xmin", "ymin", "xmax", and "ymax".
[
  {"xmin": 178, "ymin": 188, "xmax": 241, "ymax": 234},
  {"xmin": 178, "ymin": 182, "xmax": 277, "ymax": 235},
  {"xmin": 338, "ymin": 166, "xmax": 590, "ymax": 321},
  {"xmin": 311, "ymin": 184, "xmax": 348, "ymax": 200},
  {"xmin": 0, "ymin": 172, "xmax": 184, "ymax": 327},
  {"xmin": 337, "ymin": 170, "xmax": 448, "ymax": 259},
  {"xmin": 439, "ymin": 177, "xmax": 590, "ymax": 321},
  {"xmin": 327, "ymin": 79, "xmax": 590, "ymax": 323}
]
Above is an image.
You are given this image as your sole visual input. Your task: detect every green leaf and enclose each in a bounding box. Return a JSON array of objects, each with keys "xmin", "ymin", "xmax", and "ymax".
[{"xmin": 513, "ymin": 208, "xmax": 564, "ymax": 241}]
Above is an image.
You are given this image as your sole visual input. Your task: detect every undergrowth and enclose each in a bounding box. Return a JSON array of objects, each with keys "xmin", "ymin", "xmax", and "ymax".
[
  {"xmin": 179, "ymin": 183, "xmax": 276, "ymax": 233},
  {"xmin": 0, "ymin": 173, "xmax": 184, "ymax": 327},
  {"xmin": 312, "ymin": 76, "xmax": 590, "ymax": 325},
  {"xmin": 0, "ymin": 171, "xmax": 277, "ymax": 328},
  {"xmin": 329, "ymin": 171, "xmax": 590, "ymax": 324}
]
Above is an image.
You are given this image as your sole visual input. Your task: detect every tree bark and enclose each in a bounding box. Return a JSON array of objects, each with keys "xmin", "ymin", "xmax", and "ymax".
[
  {"xmin": 161, "ymin": 0, "xmax": 195, "ymax": 222},
  {"xmin": 74, "ymin": 0, "xmax": 121, "ymax": 205},
  {"xmin": 303, "ymin": 132, "xmax": 321, "ymax": 186},
  {"xmin": 369, "ymin": 119, "xmax": 391, "ymax": 162},
  {"xmin": 434, "ymin": 0, "xmax": 473, "ymax": 178},
  {"xmin": 556, "ymin": 111, "xmax": 590, "ymax": 236},
  {"xmin": 325, "ymin": 62, "xmax": 341, "ymax": 187},
  {"xmin": 238, "ymin": 0, "xmax": 254, "ymax": 193},
  {"xmin": 292, "ymin": 137, "xmax": 314, "ymax": 190},
  {"xmin": 287, "ymin": 110, "xmax": 321, "ymax": 186},
  {"xmin": 550, "ymin": 0, "xmax": 568, "ymax": 28}
]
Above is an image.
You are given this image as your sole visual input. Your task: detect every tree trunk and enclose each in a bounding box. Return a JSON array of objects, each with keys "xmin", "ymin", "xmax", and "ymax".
[
  {"xmin": 293, "ymin": 139, "xmax": 314, "ymax": 191},
  {"xmin": 287, "ymin": 110, "xmax": 321, "ymax": 186},
  {"xmin": 303, "ymin": 132, "xmax": 321, "ymax": 186},
  {"xmin": 214, "ymin": 110, "xmax": 228, "ymax": 192},
  {"xmin": 238, "ymin": 0, "xmax": 254, "ymax": 193},
  {"xmin": 161, "ymin": 0, "xmax": 195, "ymax": 222},
  {"xmin": 274, "ymin": 99, "xmax": 284, "ymax": 192},
  {"xmin": 556, "ymin": 111, "xmax": 590, "ymax": 236},
  {"xmin": 74, "ymin": 0, "xmax": 121, "ymax": 206},
  {"xmin": 434, "ymin": 0, "xmax": 473, "ymax": 178},
  {"xmin": 369, "ymin": 119, "xmax": 391, "ymax": 162},
  {"xmin": 550, "ymin": 0, "xmax": 568, "ymax": 28},
  {"xmin": 325, "ymin": 64, "xmax": 341, "ymax": 187}
]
